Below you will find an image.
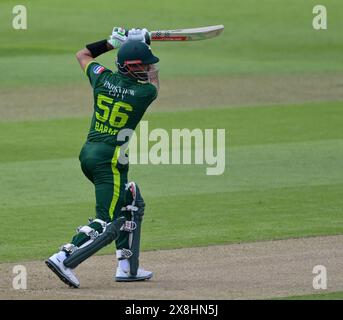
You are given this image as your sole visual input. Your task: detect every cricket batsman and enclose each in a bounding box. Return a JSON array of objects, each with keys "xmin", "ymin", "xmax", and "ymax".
[{"xmin": 45, "ymin": 27, "xmax": 160, "ymax": 288}]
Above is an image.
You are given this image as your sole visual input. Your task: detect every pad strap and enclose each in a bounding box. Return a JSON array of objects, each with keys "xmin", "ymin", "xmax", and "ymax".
[
  {"xmin": 121, "ymin": 205, "xmax": 138, "ymax": 212},
  {"xmin": 116, "ymin": 249, "xmax": 133, "ymax": 260},
  {"xmin": 92, "ymin": 218, "xmax": 108, "ymax": 229},
  {"xmin": 78, "ymin": 226, "xmax": 99, "ymax": 240},
  {"xmin": 61, "ymin": 243, "xmax": 78, "ymax": 255},
  {"xmin": 120, "ymin": 220, "xmax": 137, "ymax": 232}
]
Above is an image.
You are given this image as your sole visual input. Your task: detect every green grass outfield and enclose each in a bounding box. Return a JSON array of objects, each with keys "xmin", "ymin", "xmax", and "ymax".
[
  {"xmin": 277, "ymin": 291, "xmax": 343, "ymax": 300},
  {"xmin": 0, "ymin": 102, "xmax": 342, "ymax": 262},
  {"xmin": 1, "ymin": 0, "xmax": 343, "ymax": 87}
]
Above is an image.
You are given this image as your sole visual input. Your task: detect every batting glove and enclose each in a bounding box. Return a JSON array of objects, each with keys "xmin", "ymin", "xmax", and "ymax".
[
  {"xmin": 127, "ymin": 28, "xmax": 151, "ymax": 45},
  {"xmin": 108, "ymin": 27, "xmax": 127, "ymax": 49}
]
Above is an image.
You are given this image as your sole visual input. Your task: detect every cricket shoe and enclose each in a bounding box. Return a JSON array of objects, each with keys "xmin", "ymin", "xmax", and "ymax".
[
  {"xmin": 45, "ymin": 253, "xmax": 80, "ymax": 288},
  {"xmin": 115, "ymin": 267, "xmax": 153, "ymax": 282}
]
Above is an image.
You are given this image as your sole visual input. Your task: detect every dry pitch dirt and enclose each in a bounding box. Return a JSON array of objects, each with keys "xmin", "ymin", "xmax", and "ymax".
[
  {"xmin": 1, "ymin": 73, "xmax": 343, "ymax": 121},
  {"xmin": 0, "ymin": 235, "xmax": 342, "ymax": 300}
]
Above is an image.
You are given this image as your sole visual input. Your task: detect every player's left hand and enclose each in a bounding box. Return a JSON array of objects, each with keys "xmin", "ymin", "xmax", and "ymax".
[
  {"xmin": 108, "ymin": 27, "xmax": 127, "ymax": 49},
  {"xmin": 127, "ymin": 28, "xmax": 151, "ymax": 45}
]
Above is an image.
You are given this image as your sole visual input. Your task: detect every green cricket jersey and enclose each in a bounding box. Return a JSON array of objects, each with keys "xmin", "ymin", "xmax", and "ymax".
[{"xmin": 85, "ymin": 61, "xmax": 157, "ymax": 145}]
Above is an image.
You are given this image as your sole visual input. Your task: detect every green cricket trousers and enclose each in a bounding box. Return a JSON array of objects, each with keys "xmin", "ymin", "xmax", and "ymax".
[{"xmin": 70, "ymin": 141, "xmax": 130, "ymax": 250}]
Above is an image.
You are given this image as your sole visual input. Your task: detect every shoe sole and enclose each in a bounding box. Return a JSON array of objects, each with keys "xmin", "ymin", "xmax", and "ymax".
[
  {"xmin": 115, "ymin": 274, "xmax": 153, "ymax": 282},
  {"xmin": 45, "ymin": 259, "xmax": 79, "ymax": 288}
]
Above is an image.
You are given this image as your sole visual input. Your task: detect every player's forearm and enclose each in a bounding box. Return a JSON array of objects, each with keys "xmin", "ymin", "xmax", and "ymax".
[
  {"xmin": 86, "ymin": 40, "xmax": 114, "ymax": 58},
  {"xmin": 76, "ymin": 48, "xmax": 94, "ymax": 71}
]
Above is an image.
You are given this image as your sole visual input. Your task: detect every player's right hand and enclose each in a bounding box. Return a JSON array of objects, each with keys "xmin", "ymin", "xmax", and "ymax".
[
  {"xmin": 127, "ymin": 28, "xmax": 151, "ymax": 45},
  {"xmin": 108, "ymin": 27, "xmax": 127, "ymax": 49}
]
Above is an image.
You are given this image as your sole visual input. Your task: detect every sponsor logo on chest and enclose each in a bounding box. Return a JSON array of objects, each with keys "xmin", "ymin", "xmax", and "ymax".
[{"xmin": 103, "ymin": 80, "xmax": 135, "ymax": 98}]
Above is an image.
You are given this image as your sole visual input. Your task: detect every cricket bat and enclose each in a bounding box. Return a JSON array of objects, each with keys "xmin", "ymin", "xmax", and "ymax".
[{"xmin": 150, "ymin": 25, "xmax": 224, "ymax": 41}]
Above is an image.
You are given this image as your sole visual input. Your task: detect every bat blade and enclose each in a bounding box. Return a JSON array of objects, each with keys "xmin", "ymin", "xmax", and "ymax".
[{"xmin": 150, "ymin": 25, "xmax": 224, "ymax": 41}]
